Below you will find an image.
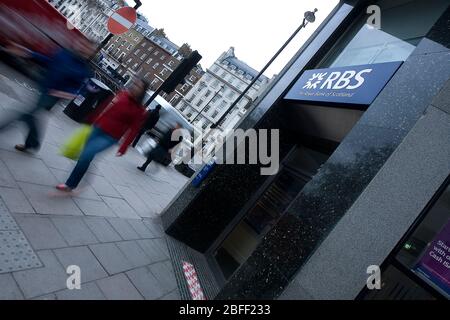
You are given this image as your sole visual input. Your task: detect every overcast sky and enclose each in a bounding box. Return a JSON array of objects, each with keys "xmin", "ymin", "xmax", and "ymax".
[{"xmin": 139, "ymin": 0, "xmax": 339, "ymax": 77}]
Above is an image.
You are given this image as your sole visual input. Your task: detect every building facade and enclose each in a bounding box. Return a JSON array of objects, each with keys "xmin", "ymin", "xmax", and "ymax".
[
  {"xmin": 176, "ymin": 47, "xmax": 270, "ymax": 160},
  {"xmin": 161, "ymin": 0, "xmax": 450, "ymax": 300},
  {"xmin": 109, "ymin": 31, "xmax": 204, "ymax": 106},
  {"xmin": 177, "ymin": 47, "xmax": 270, "ymax": 130},
  {"xmin": 48, "ymin": 0, "xmax": 126, "ymax": 42}
]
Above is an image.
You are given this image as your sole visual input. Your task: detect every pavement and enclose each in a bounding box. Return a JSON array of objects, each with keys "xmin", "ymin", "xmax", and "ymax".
[{"xmin": 0, "ymin": 63, "xmax": 189, "ymax": 300}]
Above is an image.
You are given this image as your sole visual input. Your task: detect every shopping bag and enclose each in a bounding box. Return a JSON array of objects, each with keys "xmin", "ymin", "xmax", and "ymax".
[
  {"xmin": 59, "ymin": 125, "xmax": 93, "ymax": 160},
  {"xmin": 148, "ymin": 145, "xmax": 172, "ymax": 167}
]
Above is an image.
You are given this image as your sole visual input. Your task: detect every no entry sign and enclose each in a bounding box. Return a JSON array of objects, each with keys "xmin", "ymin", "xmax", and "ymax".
[{"xmin": 107, "ymin": 7, "xmax": 137, "ymax": 35}]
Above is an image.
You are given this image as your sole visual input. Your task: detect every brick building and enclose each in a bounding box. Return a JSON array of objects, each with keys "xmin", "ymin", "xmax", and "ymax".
[{"xmin": 114, "ymin": 31, "xmax": 204, "ymax": 106}]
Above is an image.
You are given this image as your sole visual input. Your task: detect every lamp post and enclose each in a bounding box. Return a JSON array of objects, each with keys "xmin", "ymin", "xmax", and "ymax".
[
  {"xmin": 191, "ymin": 85, "xmax": 225, "ymax": 124},
  {"xmin": 210, "ymin": 8, "xmax": 318, "ymax": 129}
]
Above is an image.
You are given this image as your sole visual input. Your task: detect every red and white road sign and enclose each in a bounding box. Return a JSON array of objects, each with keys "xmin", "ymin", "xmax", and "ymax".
[
  {"xmin": 107, "ymin": 7, "xmax": 137, "ymax": 35},
  {"xmin": 182, "ymin": 261, "xmax": 206, "ymax": 300}
]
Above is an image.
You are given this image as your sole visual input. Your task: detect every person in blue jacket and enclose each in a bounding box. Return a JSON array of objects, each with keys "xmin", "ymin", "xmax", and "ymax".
[{"xmin": 2, "ymin": 39, "xmax": 95, "ymax": 152}]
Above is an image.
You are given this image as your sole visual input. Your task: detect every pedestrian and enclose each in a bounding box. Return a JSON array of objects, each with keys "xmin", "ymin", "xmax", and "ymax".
[
  {"xmin": 1, "ymin": 39, "xmax": 95, "ymax": 152},
  {"xmin": 56, "ymin": 78, "xmax": 149, "ymax": 192},
  {"xmin": 132, "ymin": 104, "xmax": 161, "ymax": 148},
  {"xmin": 137, "ymin": 123, "xmax": 183, "ymax": 172}
]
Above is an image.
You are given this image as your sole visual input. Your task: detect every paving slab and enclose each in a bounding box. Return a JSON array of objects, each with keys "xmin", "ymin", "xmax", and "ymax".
[
  {"xmin": 0, "ymin": 187, "xmax": 34, "ymax": 214},
  {"xmin": 127, "ymin": 219, "xmax": 156, "ymax": 239},
  {"xmin": 107, "ymin": 218, "xmax": 140, "ymax": 240},
  {"xmin": 114, "ymin": 185, "xmax": 151, "ymax": 218},
  {"xmin": 149, "ymin": 261, "xmax": 177, "ymax": 294},
  {"xmin": 0, "ymin": 273, "xmax": 24, "ymax": 299},
  {"xmin": 86, "ymin": 174, "xmax": 121, "ymax": 198},
  {"xmin": 136, "ymin": 239, "xmax": 167, "ymax": 263},
  {"xmin": 89, "ymin": 243, "xmax": 132, "ymax": 275},
  {"xmin": 18, "ymin": 182, "xmax": 83, "ymax": 216},
  {"xmin": 126, "ymin": 267, "xmax": 165, "ymax": 300},
  {"xmin": 101, "ymin": 196, "xmax": 140, "ymax": 220},
  {"xmin": 116, "ymin": 240, "xmax": 151, "ymax": 268},
  {"xmin": 14, "ymin": 215, "xmax": 67, "ymax": 250},
  {"xmin": 96, "ymin": 273, "xmax": 143, "ymax": 300},
  {"xmin": 56, "ymin": 281, "xmax": 106, "ymax": 300},
  {"xmin": 51, "ymin": 217, "xmax": 99, "ymax": 246},
  {"xmin": 53, "ymin": 246, "xmax": 108, "ymax": 283},
  {"xmin": 73, "ymin": 198, "xmax": 116, "ymax": 218},
  {"xmin": 0, "ymin": 150, "xmax": 58, "ymax": 186},
  {"xmin": 0, "ymin": 160, "xmax": 17, "ymax": 188},
  {"xmin": 13, "ymin": 250, "xmax": 67, "ymax": 299},
  {"xmin": 83, "ymin": 217, "xmax": 122, "ymax": 243}
]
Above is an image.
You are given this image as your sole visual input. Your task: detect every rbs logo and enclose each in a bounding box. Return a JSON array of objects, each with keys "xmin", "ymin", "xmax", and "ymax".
[{"xmin": 303, "ymin": 69, "xmax": 372, "ymax": 90}]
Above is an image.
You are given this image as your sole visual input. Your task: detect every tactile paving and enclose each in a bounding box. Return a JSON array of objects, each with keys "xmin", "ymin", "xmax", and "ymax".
[
  {"xmin": 0, "ymin": 199, "xmax": 19, "ymax": 231},
  {"xmin": 0, "ymin": 230, "xmax": 42, "ymax": 273},
  {"xmin": 0, "ymin": 198, "xmax": 42, "ymax": 273}
]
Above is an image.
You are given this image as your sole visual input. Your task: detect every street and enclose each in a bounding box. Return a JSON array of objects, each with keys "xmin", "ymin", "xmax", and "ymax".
[{"xmin": 0, "ymin": 62, "xmax": 188, "ymax": 300}]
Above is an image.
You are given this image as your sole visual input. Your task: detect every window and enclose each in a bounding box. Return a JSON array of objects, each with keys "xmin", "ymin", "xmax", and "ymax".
[
  {"xmin": 140, "ymin": 53, "xmax": 147, "ymax": 60},
  {"xmin": 141, "ymin": 42, "xmax": 146, "ymax": 47},
  {"xmin": 127, "ymin": 45, "xmax": 132, "ymax": 50},
  {"xmin": 204, "ymin": 90, "xmax": 212, "ymax": 98},
  {"xmin": 132, "ymin": 63, "xmax": 139, "ymax": 70},
  {"xmin": 226, "ymin": 91, "xmax": 236, "ymax": 100},
  {"xmin": 146, "ymin": 58, "xmax": 153, "ymax": 64},
  {"xmin": 181, "ymin": 84, "xmax": 189, "ymax": 92},
  {"xmin": 153, "ymin": 63, "xmax": 159, "ymax": 70},
  {"xmin": 126, "ymin": 58, "xmax": 132, "ymax": 65},
  {"xmin": 211, "ymin": 110, "xmax": 218, "ymax": 118},
  {"xmin": 168, "ymin": 60, "xmax": 175, "ymax": 67},
  {"xmin": 153, "ymin": 50, "xmax": 159, "ymax": 56},
  {"xmin": 160, "ymin": 68, "xmax": 168, "ymax": 77},
  {"xmin": 160, "ymin": 54, "xmax": 166, "ymax": 60},
  {"xmin": 151, "ymin": 79, "xmax": 159, "ymax": 87},
  {"xmin": 134, "ymin": 49, "xmax": 141, "ymax": 56},
  {"xmin": 360, "ymin": 179, "xmax": 450, "ymax": 300},
  {"xmin": 170, "ymin": 94, "xmax": 180, "ymax": 104},
  {"xmin": 320, "ymin": 0, "xmax": 450, "ymax": 68},
  {"xmin": 189, "ymin": 75, "xmax": 196, "ymax": 82}
]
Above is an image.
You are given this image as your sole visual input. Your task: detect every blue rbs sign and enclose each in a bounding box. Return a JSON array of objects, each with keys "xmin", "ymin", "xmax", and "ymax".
[{"xmin": 284, "ymin": 61, "xmax": 402, "ymax": 105}]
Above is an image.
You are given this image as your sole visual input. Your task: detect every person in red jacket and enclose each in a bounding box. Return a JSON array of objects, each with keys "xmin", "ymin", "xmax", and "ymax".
[{"xmin": 56, "ymin": 79, "xmax": 149, "ymax": 192}]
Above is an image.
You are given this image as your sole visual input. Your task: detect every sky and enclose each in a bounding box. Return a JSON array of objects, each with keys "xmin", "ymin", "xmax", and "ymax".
[{"xmin": 139, "ymin": 0, "xmax": 339, "ymax": 77}]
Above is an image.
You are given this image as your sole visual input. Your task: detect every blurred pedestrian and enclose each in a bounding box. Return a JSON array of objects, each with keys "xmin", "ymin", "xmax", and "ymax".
[
  {"xmin": 137, "ymin": 123, "xmax": 183, "ymax": 172},
  {"xmin": 56, "ymin": 79, "xmax": 149, "ymax": 192},
  {"xmin": 0, "ymin": 39, "xmax": 95, "ymax": 152},
  {"xmin": 132, "ymin": 104, "xmax": 161, "ymax": 148}
]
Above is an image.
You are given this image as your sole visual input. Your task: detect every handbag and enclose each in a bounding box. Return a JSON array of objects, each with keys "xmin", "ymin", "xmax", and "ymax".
[
  {"xmin": 148, "ymin": 145, "xmax": 172, "ymax": 167},
  {"xmin": 59, "ymin": 124, "xmax": 93, "ymax": 160}
]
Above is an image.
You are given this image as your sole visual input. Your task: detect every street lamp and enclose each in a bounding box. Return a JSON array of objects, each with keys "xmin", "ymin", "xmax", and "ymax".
[
  {"xmin": 191, "ymin": 85, "xmax": 225, "ymax": 124},
  {"xmin": 210, "ymin": 8, "xmax": 318, "ymax": 129}
]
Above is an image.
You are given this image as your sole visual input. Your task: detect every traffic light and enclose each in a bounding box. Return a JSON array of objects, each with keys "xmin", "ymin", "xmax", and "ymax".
[{"xmin": 160, "ymin": 51, "xmax": 202, "ymax": 94}]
